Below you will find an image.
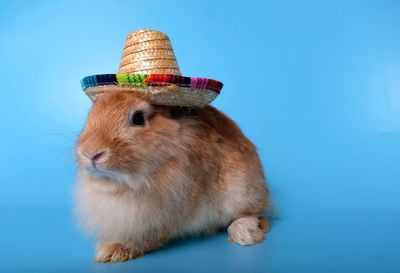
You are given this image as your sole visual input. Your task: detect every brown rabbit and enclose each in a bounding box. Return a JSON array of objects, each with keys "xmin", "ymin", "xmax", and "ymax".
[{"xmin": 74, "ymin": 92, "xmax": 270, "ymax": 262}]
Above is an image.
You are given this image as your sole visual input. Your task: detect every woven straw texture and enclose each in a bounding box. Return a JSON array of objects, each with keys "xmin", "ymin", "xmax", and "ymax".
[
  {"xmin": 83, "ymin": 29, "xmax": 222, "ymax": 107},
  {"xmin": 119, "ymin": 30, "xmax": 181, "ymax": 75},
  {"xmin": 85, "ymin": 85, "xmax": 218, "ymax": 107}
]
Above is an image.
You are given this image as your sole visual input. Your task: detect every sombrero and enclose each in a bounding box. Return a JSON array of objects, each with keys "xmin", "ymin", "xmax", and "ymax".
[{"xmin": 81, "ymin": 29, "xmax": 223, "ymax": 107}]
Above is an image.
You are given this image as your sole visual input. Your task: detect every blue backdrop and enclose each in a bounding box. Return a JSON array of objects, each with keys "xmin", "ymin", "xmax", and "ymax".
[{"xmin": 1, "ymin": 0, "xmax": 399, "ymax": 272}]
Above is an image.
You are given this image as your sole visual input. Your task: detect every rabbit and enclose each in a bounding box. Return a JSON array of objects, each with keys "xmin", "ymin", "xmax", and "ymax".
[{"xmin": 74, "ymin": 92, "xmax": 270, "ymax": 263}]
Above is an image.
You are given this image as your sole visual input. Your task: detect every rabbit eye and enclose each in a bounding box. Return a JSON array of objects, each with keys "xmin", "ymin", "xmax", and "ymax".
[{"xmin": 130, "ymin": 111, "xmax": 145, "ymax": 126}]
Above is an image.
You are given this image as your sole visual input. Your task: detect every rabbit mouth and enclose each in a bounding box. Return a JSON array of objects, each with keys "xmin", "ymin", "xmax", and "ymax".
[
  {"xmin": 86, "ymin": 166, "xmax": 133, "ymax": 185},
  {"xmin": 87, "ymin": 164, "xmax": 120, "ymax": 179},
  {"xmin": 84, "ymin": 165, "xmax": 150, "ymax": 190}
]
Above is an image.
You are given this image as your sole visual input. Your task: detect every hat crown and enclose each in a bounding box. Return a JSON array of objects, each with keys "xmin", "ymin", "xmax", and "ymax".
[{"xmin": 118, "ymin": 29, "xmax": 182, "ymax": 75}]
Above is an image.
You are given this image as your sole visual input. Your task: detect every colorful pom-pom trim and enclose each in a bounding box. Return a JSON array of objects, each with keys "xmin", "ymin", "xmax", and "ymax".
[{"xmin": 81, "ymin": 74, "xmax": 223, "ymax": 94}]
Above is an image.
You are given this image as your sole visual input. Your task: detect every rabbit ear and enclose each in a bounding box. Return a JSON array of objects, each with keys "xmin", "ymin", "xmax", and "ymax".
[{"xmin": 168, "ymin": 107, "xmax": 194, "ymax": 119}]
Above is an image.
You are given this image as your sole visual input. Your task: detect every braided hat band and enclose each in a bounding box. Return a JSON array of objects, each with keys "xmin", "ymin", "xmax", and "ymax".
[{"xmin": 81, "ymin": 30, "xmax": 223, "ymax": 107}]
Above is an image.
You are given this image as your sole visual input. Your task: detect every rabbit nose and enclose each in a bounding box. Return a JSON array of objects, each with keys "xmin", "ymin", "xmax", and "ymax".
[
  {"xmin": 79, "ymin": 148, "xmax": 108, "ymax": 164},
  {"xmin": 91, "ymin": 150, "xmax": 106, "ymax": 162},
  {"xmin": 90, "ymin": 150, "xmax": 109, "ymax": 163}
]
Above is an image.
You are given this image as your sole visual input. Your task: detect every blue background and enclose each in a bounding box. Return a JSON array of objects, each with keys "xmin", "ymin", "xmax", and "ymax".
[{"xmin": 1, "ymin": 0, "xmax": 399, "ymax": 272}]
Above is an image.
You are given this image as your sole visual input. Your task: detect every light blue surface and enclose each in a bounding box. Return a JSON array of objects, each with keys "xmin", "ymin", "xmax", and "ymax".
[{"xmin": 1, "ymin": 0, "xmax": 399, "ymax": 272}]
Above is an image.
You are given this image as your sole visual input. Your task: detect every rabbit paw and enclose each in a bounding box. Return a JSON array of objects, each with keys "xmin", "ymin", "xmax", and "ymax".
[
  {"xmin": 227, "ymin": 216, "xmax": 269, "ymax": 246},
  {"xmin": 94, "ymin": 243, "xmax": 140, "ymax": 263}
]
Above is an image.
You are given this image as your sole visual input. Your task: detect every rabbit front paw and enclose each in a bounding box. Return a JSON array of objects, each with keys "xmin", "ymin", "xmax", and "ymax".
[{"xmin": 94, "ymin": 243, "xmax": 141, "ymax": 263}]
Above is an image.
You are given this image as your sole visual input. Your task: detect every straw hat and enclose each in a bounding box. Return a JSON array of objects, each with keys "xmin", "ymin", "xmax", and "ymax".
[{"xmin": 81, "ymin": 29, "xmax": 223, "ymax": 107}]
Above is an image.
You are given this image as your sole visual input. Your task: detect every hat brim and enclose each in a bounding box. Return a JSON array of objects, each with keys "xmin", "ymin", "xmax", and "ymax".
[{"xmin": 81, "ymin": 74, "xmax": 223, "ymax": 107}]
